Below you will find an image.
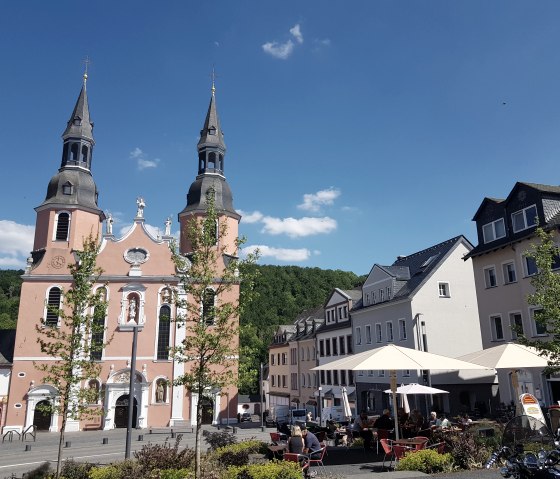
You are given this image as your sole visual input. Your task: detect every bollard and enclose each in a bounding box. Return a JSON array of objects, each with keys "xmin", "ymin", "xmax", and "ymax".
[
  {"xmin": 261, "ymin": 426, "xmax": 265, "ymax": 432},
  {"xmin": 138, "ymin": 434, "xmax": 144, "ymax": 441},
  {"xmin": 25, "ymin": 444, "xmax": 31, "ymax": 451},
  {"xmin": 65, "ymin": 441, "xmax": 71, "ymax": 448},
  {"xmin": 232, "ymin": 427, "xmax": 237, "ymax": 434},
  {"xmin": 171, "ymin": 432, "xmax": 176, "ymax": 438},
  {"xmin": 102, "ymin": 437, "xmax": 109, "ymax": 445}
]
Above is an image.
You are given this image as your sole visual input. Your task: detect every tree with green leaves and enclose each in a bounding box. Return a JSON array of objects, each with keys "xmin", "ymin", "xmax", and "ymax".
[
  {"xmin": 514, "ymin": 226, "xmax": 560, "ymax": 370},
  {"xmin": 34, "ymin": 235, "xmax": 108, "ymax": 479},
  {"xmin": 171, "ymin": 189, "xmax": 258, "ymax": 479}
]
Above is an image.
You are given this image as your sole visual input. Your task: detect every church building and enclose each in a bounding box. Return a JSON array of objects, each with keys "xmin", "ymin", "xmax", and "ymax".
[{"xmin": 3, "ymin": 74, "xmax": 240, "ymax": 432}]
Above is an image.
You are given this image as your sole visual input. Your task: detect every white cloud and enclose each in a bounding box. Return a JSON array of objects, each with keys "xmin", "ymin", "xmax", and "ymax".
[
  {"xmin": 290, "ymin": 24, "xmax": 304, "ymax": 44},
  {"xmin": 238, "ymin": 210, "xmax": 264, "ymax": 224},
  {"xmin": 0, "ymin": 220, "xmax": 35, "ymax": 268},
  {"xmin": 261, "ymin": 216, "xmax": 337, "ymax": 238},
  {"xmin": 130, "ymin": 148, "xmax": 160, "ymax": 170},
  {"xmin": 298, "ymin": 188, "xmax": 341, "ymax": 212},
  {"xmin": 262, "ymin": 24, "xmax": 303, "ymax": 60},
  {"xmin": 315, "ymin": 38, "xmax": 331, "ymax": 46},
  {"xmin": 262, "ymin": 40, "xmax": 295, "ymax": 60},
  {"xmin": 242, "ymin": 245, "xmax": 311, "ymax": 262}
]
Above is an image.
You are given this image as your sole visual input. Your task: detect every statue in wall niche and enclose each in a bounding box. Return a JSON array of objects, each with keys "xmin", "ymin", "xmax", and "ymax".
[
  {"xmin": 156, "ymin": 381, "xmax": 165, "ymax": 403},
  {"xmin": 128, "ymin": 296, "xmax": 138, "ymax": 323}
]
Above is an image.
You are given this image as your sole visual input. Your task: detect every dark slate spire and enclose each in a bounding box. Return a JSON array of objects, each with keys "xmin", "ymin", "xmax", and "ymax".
[
  {"xmin": 196, "ymin": 81, "xmax": 226, "ymax": 175},
  {"xmin": 62, "ymin": 74, "xmax": 94, "ymax": 143},
  {"xmin": 36, "ymin": 74, "xmax": 103, "ymax": 217},
  {"xmin": 180, "ymin": 82, "xmax": 239, "ymax": 220}
]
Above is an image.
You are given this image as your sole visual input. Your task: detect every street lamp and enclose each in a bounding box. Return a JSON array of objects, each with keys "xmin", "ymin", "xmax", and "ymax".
[
  {"xmin": 125, "ymin": 324, "xmax": 140, "ymax": 459},
  {"xmin": 318, "ymin": 386, "xmax": 322, "ymax": 427},
  {"xmin": 260, "ymin": 363, "xmax": 264, "ymax": 431}
]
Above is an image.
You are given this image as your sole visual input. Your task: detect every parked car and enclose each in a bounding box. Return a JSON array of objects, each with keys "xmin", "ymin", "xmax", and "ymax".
[{"xmin": 241, "ymin": 412, "xmax": 252, "ymax": 422}]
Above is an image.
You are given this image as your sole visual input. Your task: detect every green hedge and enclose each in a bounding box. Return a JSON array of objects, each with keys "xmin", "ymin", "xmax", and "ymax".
[
  {"xmin": 223, "ymin": 461, "xmax": 302, "ymax": 479},
  {"xmin": 396, "ymin": 449, "xmax": 453, "ymax": 474}
]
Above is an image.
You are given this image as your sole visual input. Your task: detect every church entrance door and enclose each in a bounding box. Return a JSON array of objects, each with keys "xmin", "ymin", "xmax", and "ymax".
[
  {"xmin": 114, "ymin": 395, "xmax": 137, "ymax": 428},
  {"xmin": 33, "ymin": 400, "xmax": 52, "ymax": 431},
  {"xmin": 200, "ymin": 397, "xmax": 214, "ymax": 425}
]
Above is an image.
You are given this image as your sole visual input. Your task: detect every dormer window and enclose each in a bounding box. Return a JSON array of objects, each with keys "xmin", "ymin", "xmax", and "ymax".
[
  {"xmin": 483, "ymin": 218, "xmax": 506, "ymax": 243},
  {"xmin": 512, "ymin": 205, "xmax": 537, "ymax": 233},
  {"xmin": 208, "ymin": 126, "xmax": 216, "ymax": 135},
  {"xmin": 62, "ymin": 182, "xmax": 73, "ymax": 195}
]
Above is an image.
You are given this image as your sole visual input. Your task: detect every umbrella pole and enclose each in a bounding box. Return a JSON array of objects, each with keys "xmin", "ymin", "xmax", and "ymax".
[{"xmin": 390, "ymin": 370, "xmax": 400, "ymax": 440}]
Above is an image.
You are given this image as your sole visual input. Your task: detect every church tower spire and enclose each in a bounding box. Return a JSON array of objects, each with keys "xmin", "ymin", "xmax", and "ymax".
[
  {"xmin": 32, "ymin": 73, "xmax": 103, "ymax": 255},
  {"xmin": 179, "ymin": 81, "xmax": 240, "ymax": 254}
]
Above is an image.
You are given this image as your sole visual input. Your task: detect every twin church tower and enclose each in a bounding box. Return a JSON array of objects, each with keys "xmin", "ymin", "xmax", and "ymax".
[{"xmin": 3, "ymin": 74, "xmax": 241, "ymax": 432}]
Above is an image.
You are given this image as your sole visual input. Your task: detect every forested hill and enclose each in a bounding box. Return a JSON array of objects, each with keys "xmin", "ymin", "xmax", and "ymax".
[
  {"xmin": 0, "ymin": 265, "xmax": 364, "ymax": 393},
  {"xmin": 0, "ymin": 270, "xmax": 23, "ymax": 330},
  {"xmin": 239, "ymin": 264, "xmax": 365, "ymax": 393}
]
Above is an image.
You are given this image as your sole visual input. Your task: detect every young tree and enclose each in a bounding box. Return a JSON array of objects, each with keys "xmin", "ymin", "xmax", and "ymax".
[
  {"xmin": 35, "ymin": 234, "xmax": 108, "ymax": 479},
  {"xmin": 171, "ymin": 189, "xmax": 258, "ymax": 479},
  {"xmin": 518, "ymin": 226, "xmax": 560, "ymax": 370}
]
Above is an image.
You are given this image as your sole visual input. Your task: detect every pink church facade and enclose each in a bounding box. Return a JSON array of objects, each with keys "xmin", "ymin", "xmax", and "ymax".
[{"xmin": 3, "ymin": 76, "xmax": 240, "ymax": 433}]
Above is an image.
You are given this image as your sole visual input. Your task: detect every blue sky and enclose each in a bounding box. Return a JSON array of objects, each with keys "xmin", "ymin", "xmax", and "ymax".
[{"xmin": 1, "ymin": 1, "xmax": 560, "ymax": 275}]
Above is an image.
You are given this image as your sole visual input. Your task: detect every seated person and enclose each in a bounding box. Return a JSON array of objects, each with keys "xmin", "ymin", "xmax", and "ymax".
[
  {"xmin": 428, "ymin": 411, "xmax": 438, "ymax": 427},
  {"xmin": 352, "ymin": 410, "xmax": 374, "ymax": 450},
  {"xmin": 278, "ymin": 421, "xmax": 291, "ymax": 438},
  {"xmin": 288, "ymin": 425, "xmax": 305, "ymax": 454},
  {"xmin": 405, "ymin": 409, "xmax": 424, "ymax": 434},
  {"xmin": 301, "ymin": 425, "xmax": 322, "ymax": 459},
  {"xmin": 437, "ymin": 414, "xmax": 452, "ymax": 429},
  {"xmin": 373, "ymin": 408, "xmax": 394, "ymax": 431}
]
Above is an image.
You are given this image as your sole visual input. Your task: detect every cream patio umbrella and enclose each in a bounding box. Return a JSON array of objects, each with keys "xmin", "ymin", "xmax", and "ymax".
[
  {"xmin": 312, "ymin": 344, "xmax": 490, "ymax": 439},
  {"xmin": 341, "ymin": 386, "xmax": 353, "ymax": 421},
  {"xmin": 457, "ymin": 343, "xmax": 550, "ymax": 413}
]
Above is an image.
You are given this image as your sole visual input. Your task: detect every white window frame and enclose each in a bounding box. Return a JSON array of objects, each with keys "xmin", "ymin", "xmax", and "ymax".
[
  {"xmin": 378, "ymin": 370, "xmax": 385, "ymax": 377},
  {"xmin": 483, "ymin": 217, "xmax": 506, "ymax": 243},
  {"xmin": 484, "ymin": 266, "xmax": 497, "ymax": 288},
  {"xmin": 398, "ymin": 319, "xmax": 407, "ymax": 340},
  {"xmin": 365, "ymin": 325, "xmax": 372, "ymax": 344},
  {"xmin": 502, "ymin": 262, "xmax": 517, "ymax": 284},
  {"xmin": 438, "ymin": 282, "xmax": 450, "ymax": 298},
  {"xmin": 368, "ymin": 370, "xmax": 374, "ymax": 377},
  {"xmin": 53, "ymin": 210, "xmax": 72, "ymax": 241},
  {"xmin": 375, "ymin": 323, "xmax": 382, "ymax": 343},
  {"xmin": 386, "ymin": 321, "xmax": 394, "ymax": 342},
  {"xmin": 512, "ymin": 204, "xmax": 538, "ymax": 233},
  {"xmin": 524, "ymin": 255, "xmax": 538, "ymax": 277},
  {"xmin": 402, "ymin": 369, "xmax": 410, "ymax": 377},
  {"xmin": 530, "ymin": 308, "xmax": 548, "ymax": 336},
  {"xmin": 490, "ymin": 314, "xmax": 504, "ymax": 341},
  {"xmin": 509, "ymin": 312, "xmax": 523, "ymax": 340},
  {"xmin": 355, "ymin": 326, "xmax": 362, "ymax": 345}
]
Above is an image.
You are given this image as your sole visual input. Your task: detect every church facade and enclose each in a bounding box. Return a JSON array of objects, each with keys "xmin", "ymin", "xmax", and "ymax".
[{"xmin": 3, "ymin": 75, "xmax": 240, "ymax": 433}]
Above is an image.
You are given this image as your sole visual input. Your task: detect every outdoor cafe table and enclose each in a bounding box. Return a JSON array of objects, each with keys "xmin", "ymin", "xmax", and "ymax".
[
  {"xmin": 268, "ymin": 444, "xmax": 287, "ymax": 459},
  {"xmin": 394, "ymin": 438, "xmax": 428, "ymax": 450}
]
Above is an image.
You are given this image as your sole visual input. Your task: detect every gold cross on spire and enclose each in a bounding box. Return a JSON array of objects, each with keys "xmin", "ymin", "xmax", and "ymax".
[
  {"xmin": 210, "ymin": 66, "xmax": 218, "ymax": 96},
  {"xmin": 82, "ymin": 56, "xmax": 91, "ymax": 83}
]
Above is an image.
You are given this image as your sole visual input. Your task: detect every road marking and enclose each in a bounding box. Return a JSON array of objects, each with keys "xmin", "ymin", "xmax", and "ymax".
[{"xmin": 0, "ymin": 452, "xmax": 123, "ymax": 469}]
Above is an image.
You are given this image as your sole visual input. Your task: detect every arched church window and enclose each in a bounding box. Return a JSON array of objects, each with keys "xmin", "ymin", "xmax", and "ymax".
[
  {"xmin": 71, "ymin": 143, "xmax": 79, "ymax": 163},
  {"xmin": 157, "ymin": 305, "xmax": 171, "ymax": 360},
  {"xmin": 198, "ymin": 152, "xmax": 206, "ymax": 173},
  {"xmin": 91, "ymin": 287, "xmax": 107, "ymax": 361},
  {"xmin": 45, "ymin": 287, "xmax": 62, "ymax": 327},
  {"xmin": 208, "ymin": 152, "xmax": 216, "ymax": 170},
  {"xmin": 202, "ymin": 288, "xmax": 216, "ymax": 326},
  {"xmin": 55, "ymin": 212, "xmax": 70, "ymax": 241},
  {"xmin": 81, "ymin": 145, "xmax": 88, "ymax": 164}
]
